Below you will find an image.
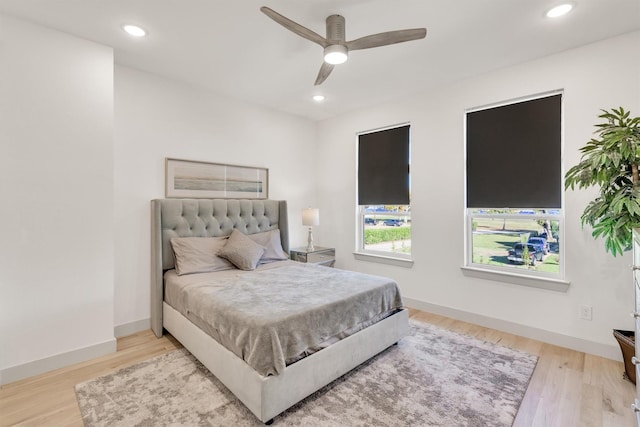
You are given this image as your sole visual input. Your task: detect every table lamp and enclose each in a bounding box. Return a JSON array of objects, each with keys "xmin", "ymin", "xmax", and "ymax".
[{"xmin": 302, "ymin": 208, "xmax": 320, "ymax": 251}]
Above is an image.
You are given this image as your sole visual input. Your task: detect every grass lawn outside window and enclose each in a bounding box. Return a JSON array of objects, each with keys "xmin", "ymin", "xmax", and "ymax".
[{"xmin": 468, "ymin": 210, "xmax": 562, "ymax": 277}]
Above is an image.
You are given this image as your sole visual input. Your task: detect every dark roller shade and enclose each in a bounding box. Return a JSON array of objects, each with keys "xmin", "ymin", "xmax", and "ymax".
[
  {"xmin": 466, "ymin": 94, "xmax": 562, "ymax": 208},
  {"xmin": 358, "ymin": 125, "xmax": 410, "ymax": 205}
]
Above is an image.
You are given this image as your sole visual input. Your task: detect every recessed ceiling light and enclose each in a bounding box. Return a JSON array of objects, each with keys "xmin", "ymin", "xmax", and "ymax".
[
  {"xmin": 313, "ymin": 95, "xmax": 325, "ymax": 102},
  {"xmin": 123, "ymin": 24, "xmax": 147, "ymax": 37},
  {"xmin": 546, "ymin": 3, "xmax": 573, "ymax": 18}
]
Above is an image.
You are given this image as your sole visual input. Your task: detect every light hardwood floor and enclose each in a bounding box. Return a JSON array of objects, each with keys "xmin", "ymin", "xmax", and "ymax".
[{"xmin": 0, "ymin": 309, "xmax": 636, "ymax": 426}]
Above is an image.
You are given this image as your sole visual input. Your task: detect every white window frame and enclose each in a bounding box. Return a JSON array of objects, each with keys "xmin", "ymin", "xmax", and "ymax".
[
  {"xmin": 354, "ymin": 123, "xmax": 413, "ymax": 267},
  {"xmin": 462, "ymin": 91, "xmax": 569, "ymax": 290}
]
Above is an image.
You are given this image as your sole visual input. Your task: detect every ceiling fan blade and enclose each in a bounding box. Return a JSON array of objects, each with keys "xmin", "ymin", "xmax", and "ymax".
[
  {"xmin": 346, "ymin": 28, "xmax": 427, "ymax": 51},
  {"xmin": 314, "ymin": 62, "xmax": 335, "ymax": 85},
  {"xmin": 260, "ymin": 7, "xmax": 329, "ymax": 48}
]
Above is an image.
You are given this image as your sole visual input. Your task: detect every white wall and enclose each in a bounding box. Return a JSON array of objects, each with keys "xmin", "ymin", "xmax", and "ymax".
[
  {"xmin": 0, "ymin": 14, "xmax": 115, "ymax": 383},
  {"xmin": 113, "ymin": 66, "xmax": 318, "ymax": 331},
  {"xmin": 316, "ymin": 31, "xmax": 640, "ymax": 359}
]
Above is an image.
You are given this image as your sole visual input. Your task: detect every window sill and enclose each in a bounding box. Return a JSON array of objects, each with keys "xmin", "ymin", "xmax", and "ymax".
[
  {"xmin": 460, "ymin": 266, "xmax": 569, "ymax": 292},
  {"xmin": 353, "ymin": 252, "xmax": 414, "ymax": 268}
]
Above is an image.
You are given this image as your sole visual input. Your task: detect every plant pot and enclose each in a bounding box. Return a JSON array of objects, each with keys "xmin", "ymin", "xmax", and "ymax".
[{"xmin": 613, "ymin": 329, "xmax": 636, "ymax": 384}]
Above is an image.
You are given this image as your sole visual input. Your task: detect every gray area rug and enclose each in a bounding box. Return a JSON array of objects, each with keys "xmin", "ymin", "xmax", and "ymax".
[{"xmin": 75, "ymin": 321, "xmax": 537, "ymax": 426}]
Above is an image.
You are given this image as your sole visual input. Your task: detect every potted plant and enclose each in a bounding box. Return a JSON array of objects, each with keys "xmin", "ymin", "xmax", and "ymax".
[
  {"xmin": 565, "ymin": 107, "xmax": 640, "ymax": 255},
  {"xmin": 565, "ymin": 107, "xmax": 640, "ymax": 383}
]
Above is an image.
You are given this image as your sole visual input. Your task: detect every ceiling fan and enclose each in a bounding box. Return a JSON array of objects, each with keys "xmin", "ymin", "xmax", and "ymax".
[{"xmin": 260, "ymin": 6, "xmax": 427, "ymax": 86}]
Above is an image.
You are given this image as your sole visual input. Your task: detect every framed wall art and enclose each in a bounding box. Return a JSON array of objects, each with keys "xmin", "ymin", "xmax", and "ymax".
[{"xmin": 165, "ymin": 158, "xmax": 268, "ymax": 199}]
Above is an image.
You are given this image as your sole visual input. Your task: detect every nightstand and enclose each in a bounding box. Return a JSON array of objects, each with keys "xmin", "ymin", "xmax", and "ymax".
[{"xmin": 290, "ymin": 246, "xmax": 335, "ymax": 267}]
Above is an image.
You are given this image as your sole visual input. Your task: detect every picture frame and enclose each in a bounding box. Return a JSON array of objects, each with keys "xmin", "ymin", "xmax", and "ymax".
[{"xmin": 165, "ymin": 158, "xmax": 269, "ymax": 199}]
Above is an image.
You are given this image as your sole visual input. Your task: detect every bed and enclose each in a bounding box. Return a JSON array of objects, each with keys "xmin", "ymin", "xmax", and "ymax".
[{"xmin": 151, "ymin": 198, "xmax": 409, "ymax": 423}]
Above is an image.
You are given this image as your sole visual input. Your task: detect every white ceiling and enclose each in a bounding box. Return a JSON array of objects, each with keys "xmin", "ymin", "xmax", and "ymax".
[{"xmin": 1, "ymin": 1, "xmax": 639, "ymax": 121}]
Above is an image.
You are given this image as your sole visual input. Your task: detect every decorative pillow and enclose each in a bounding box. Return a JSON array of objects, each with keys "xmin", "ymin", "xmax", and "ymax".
[
  {"xmin": 218, "ymin": 229, "xmax": 265, "ymax": 271},
  {"xmin": 170, "ymin": 236, "xmax": 234, "ymax": 276},
  {"xmin": 248, "ymin": 229, "xmax": 289, "ymax": 263}
]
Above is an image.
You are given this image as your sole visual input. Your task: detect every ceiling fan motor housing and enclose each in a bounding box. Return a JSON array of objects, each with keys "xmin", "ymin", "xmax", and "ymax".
[
  {"xmin": 324, "ymin": 15, "xmax": 348, "ymax": 65},
  {"xmin": 326, "ymin": 15, "xmax": 346, "ymax": 43}
]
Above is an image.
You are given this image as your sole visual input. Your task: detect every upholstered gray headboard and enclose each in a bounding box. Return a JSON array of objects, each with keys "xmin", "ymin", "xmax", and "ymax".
[{"xmin": 150, "ymin": 198, "xmax": 289, "ymax": 337}]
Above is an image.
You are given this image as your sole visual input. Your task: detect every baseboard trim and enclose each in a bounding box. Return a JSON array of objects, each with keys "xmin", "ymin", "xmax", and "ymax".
[
  {"xmin": 114, "ymin": 318, "xmax": 151, "ymax": 338},
  {"xmin": 1, "ymin": 304, "xmax": 619, "ymax": 386},
  {"xmin": 0, "ymin": 338, "xmax": 117, "ymax": 386},
  {"xmin": 404, "ymin": 297, "xmax": 621, "ymax": 362}
]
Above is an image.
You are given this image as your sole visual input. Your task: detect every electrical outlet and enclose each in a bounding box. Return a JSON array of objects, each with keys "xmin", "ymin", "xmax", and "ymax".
[{"xmin": 580, "ymin": 304, "xmax": 593, "ymax": 321}]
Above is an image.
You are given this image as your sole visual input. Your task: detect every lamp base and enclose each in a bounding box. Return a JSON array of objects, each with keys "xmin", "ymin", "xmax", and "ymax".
[{"xmin": 306, "ymin": 227, "xmax": 315, "ymax": 252}]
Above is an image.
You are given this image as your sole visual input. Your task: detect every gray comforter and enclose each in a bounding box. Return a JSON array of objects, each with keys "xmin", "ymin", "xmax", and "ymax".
[{"xmin": 164, "ymin": 261, "xmax": 403, "ymax": 376}]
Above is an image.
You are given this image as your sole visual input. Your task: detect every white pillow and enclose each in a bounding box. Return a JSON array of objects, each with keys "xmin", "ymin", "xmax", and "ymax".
[
  {"xmin": 248, "ymin": 229, "xmax": 289, "ymax": 263},
  {"xmin": 218, "ymin": 229, "xmax": 265, "ymax": 271},
  {"xmin": 170, "ymin": 236, "xmax": 234, "ymax": 275}
]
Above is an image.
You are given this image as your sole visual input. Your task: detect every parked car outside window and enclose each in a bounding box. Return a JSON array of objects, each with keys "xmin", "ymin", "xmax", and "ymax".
[
  {"xmin": 527, "ymin": 236, "xmax": 549, "ymax": 254},
  {"xmin": 507, "ymin": 243, "xmax": 543, "ymax": 265},
  {"xmin": 383, "ymin": 218, "xmax": 403, "ymax": 227}
]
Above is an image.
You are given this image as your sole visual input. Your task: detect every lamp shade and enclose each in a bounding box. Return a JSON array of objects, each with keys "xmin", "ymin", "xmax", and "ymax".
[{"xmin": 302, "ymin": 208, "xmax": 320, "ymax": 226}]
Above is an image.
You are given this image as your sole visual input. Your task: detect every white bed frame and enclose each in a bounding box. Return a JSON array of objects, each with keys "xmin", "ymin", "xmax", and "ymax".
[{"xmin": 151, "ymin": 199, "xmax": 409, "ymax": 423}]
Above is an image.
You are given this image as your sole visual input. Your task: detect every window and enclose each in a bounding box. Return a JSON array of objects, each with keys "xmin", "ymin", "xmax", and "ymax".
[
  {"xmin": 357, "ymin": 124, "xmax": 411, "ymax": 260},
  {"xmin": 465, "ymin": 92, "xmax": 564, "ymax": 280}
]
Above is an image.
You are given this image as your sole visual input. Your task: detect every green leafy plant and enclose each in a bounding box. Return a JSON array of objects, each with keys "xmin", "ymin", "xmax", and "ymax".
[
  {"xmin": 364, "ymin": 227, "xmax": 411, "ymax": 245},
  {"xmin": 565, "ymin": 107, "xmax": 640, "ymax": 255}
]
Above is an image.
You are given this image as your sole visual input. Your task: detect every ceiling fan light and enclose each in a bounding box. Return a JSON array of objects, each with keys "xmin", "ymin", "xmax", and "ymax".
[{"xmin": 324, "ymin": 45, "xmax": 348, "ymax": 65}]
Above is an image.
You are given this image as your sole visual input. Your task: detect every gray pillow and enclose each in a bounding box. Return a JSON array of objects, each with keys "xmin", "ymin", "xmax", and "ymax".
[
  {"xmin": 218, "ymin": 229, "xmax": 265, "ymax": 271},
  {"xmin": 248, "ymin": 229, "xmax": 289, "ymax": 263},
  {"xmin": 170, "ymin": 236, "xmax": 234, "ymax": 275}
]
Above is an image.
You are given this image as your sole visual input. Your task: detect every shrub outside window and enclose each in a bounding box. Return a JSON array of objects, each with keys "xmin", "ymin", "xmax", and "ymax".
[{"xmin": 360, "ymin": 205, "xmax": 411, "ymax": 258}]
